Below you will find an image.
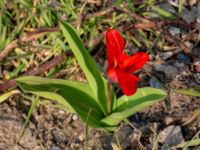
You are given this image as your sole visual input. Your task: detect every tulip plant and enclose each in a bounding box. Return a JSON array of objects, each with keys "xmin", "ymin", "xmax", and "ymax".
[{"xmin": 16, "ymin": 22, "xmax": 166, "ymax": 131}]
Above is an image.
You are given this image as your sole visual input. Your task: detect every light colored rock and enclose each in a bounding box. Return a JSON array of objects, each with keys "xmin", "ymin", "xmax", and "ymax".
[
  {"xmin": 49, "ymin": 146, "xmax": 61, "ymax": 150},
  {"xmin": 159, "ymin": 51, "xmax": 174, "ymax": 60},
  {"xmin": 168, "ymin": 27, "xmax": 181, "ymax": 36},
  {"xmin": 181, "ymin": 8, "xmax": 197, "ymax": 23},
  {"xmin": 154, "ymin": 64, "xmax": 178, "ymax": 78},
  {"xmin": 159, "ymin": 125, "xmax": 185, "ymax": 150},
  {"xmin": 197, "ymin": 1, "xmax": 200, "ymax": 23},
  {"xmin": 72, "ymin": 114, "xmax": 78, "ymax": 121}
]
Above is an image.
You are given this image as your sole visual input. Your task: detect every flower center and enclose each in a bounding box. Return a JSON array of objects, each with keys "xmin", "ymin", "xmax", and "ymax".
[{"xmin": 113, "ymin": 58, "xmax": 118, "ymax": 69}]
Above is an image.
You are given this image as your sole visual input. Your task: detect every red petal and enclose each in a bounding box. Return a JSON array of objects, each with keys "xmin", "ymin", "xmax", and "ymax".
[
  {"xmin": 108, "ymin": 69, "xmax": 118, "ymax": 83},
  {"xmin": 106, "ymin": 29, "xmax": 125, "ymax": 71},
  {"xmin": 121, "ymin": 52, "xmax": 149, "ymax": 73},
  {"xmin": 116, "ymin": 70, "xmax": 139, "ymax": 96}
]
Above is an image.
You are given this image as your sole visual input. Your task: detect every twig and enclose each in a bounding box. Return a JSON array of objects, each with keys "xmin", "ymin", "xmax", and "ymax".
[
  {"xmin": 0, "ymin": 40, "xmax": 18, "ymax": 62},
  {"xmin": 162, "ymin": 29, "xmax": 191, "ymax": 54},
  {"xmin": 0, "ymin": 27, "xmax": 60, "ymax": 62},
  {"xmin": 82, "ymin": 6, "xmax": 115, "ymax": 20},
  {"xmin": 115, "ymin": 6, "xmax": 149, "ymax": 22},
  {"xmin": 131, "ymin": 19, "xmax": 195, "ymax": 29},
  {"xmin": 0, "ymin": 51, "xmax": 73, "ymax": 91}
]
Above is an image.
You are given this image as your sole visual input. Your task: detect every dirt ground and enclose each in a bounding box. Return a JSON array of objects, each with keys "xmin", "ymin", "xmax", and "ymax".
[{"xmin": 0, "ymin": 63, "xmax": 200, "ymax": 150}]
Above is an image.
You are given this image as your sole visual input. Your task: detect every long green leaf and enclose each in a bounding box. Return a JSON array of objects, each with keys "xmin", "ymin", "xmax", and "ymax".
[
  {"xmin": 175, "ymin": 89, "xmax": 200, "ymax": 97},
  {"xmin": 59, "ymin": 21, "xmax": 107, "ymax": 115},
  {"xmin": 171, "ymin": 139, "xmax": 200, "ymax": 149},
  {"xmin": 101, "ymin": 87, "xmax": 166, "ymax": 126},
  {"xmin": 0, "ymin": 90, "xmax": 20, "ymax": 103},
  {"xmin": 16, "ymin": 76, "xmax": 105, "ymax": 128},
  {"xmin": 152, "ymin": 6, "xmax": 176, "ymax": 19}
]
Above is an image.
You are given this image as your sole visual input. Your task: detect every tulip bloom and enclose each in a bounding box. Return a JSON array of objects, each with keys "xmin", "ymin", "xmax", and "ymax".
[{"xmin": 106, "ymin": 29, "xmax": 149, "ymax": 96}]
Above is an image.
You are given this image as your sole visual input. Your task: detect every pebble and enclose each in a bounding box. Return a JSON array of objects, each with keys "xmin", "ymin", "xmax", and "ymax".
[
  {"xmin": 159, "ymin": 51, "xmax": 174, "ymax": 60},
  {"xmin": 149, "ymin": 76, "xmax": 164, "ymax": 89},
  {"xmin": 112, "ymin": 126, "xmax": 133, "ymax": 149},
  {"xmin": 184, "ymin": 41, "xmax": 194, "ymax": 50},
  {"xmin": 78, "ymin": 132, "xmax": 85, "ymax": 142},
  {"xmin": 164, "ymin": 117, "xmax": 174, "ymax": 125},
  {"xmin": 177, "ymin": 53, "xmax": 191, "ymax": 63},
  {"xmin": 181, "ymin": 8, "xmax": 196, "ymax": 23},
  {"xmin": 49, "ymin": 146, "xmax": 61, "ymax": 150},
  {"xmin": 197, "ymin": 2, "xmax": 200, "ymax": 23},
  {"xmin": 154, "ymin": 64, "xmax": 178, "ymax": 78},
  {"xmin": 159, "ymin": 125, "xmax": 185, "ymax": 150},
  {"xmin": 72, "ymin": 114, "xmax": 78, "ymax": 121},
  {"xmin": 168, "ymin": 27, "xmax": 181, "ymax": 36},
  {"xmin": 194, "ymin": 61, "xmax": 200, "ymax": 72}
]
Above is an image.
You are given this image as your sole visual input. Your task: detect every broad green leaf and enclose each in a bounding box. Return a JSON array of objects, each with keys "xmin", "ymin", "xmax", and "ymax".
[
  {"xmin": 59, "ymin": 21, "xmax": 107, "ymax": 115},
  {"xmin": 101, "ymin": 87, "xmax": 166, "ymax": 126},
  {"xmin": 175, "ymin": 89, "xmax": 200, "ymax": 97},
  {"xmin": 16, "ymin": 76, "xmax": 105, "ymax": 128},
  {"xmin": 0, "ymin": 90, "xmax": 20, "ymax": 103}
]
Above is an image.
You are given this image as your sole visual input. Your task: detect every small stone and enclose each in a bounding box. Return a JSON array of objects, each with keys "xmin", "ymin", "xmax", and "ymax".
[
  {"xmin": 164, "ymin": 117, "xmax": 174, "ymax": 125},
  {"xmin": 197, "ymin": 2, "xmax": 200, "ymax": 23},
  {"xmin": 159, "ymin": 125, "xmax": 185, "ymax": 150},
  {"xmin": 154, "ymin": 64, "xmax": 178, "ymax": 78},
  {"xmin": 78, "ymin": 132, "xmax": 85, "ymax": 142},
  {"xmin": 177, "ymin": 53, "xmax": 191, "ymax": 63},
  {"xmin": 72, "ymin": 114, "xmax": 78, "ymax": 121},
  {"xmin": 149, "ymin": 76, "xmax": 164, "ymax": 89},
  {"xmin": 49, "ymin": 146, "xmax": 61, "ymax": 150},
  {"xmin": 159, "ymin": 51, "xmax": 174, "ymax": 60},
  {"xmin": 112, "ymin": 126, "xmax": 133, "ymax": 149},
  {"xmin": 194, "ymin": 61, "xmax": 200, "ymax": 73},
  {"xmin": 184, "ymin": 41, "xmax": 194, "ymax": 49},
  {"xmin": 168, "ymin": 27, "xmax": 181, "ymax": 36},
  {"xmin": 181, "ymin": 8, "xmax": 196, "ymax": 23},
  {"xmin": 192, "ymin": 47, "xmax": 200, "ymax": 59}
]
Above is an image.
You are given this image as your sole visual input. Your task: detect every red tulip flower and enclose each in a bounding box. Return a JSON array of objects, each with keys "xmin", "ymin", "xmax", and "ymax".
[{"xmin": 106, "ymin": 29, "xmax": 149, "ymax": 96}]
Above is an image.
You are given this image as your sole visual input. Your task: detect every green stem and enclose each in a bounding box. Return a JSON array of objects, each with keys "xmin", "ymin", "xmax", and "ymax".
[{"xmin": 107, "ymin": 80, "xmax": 111, "ymax": 114}]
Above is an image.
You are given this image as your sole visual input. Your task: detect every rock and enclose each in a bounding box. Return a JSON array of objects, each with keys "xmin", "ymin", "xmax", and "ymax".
[
  {"xmin": 184, "ymin": 41, "xmax": 194, "ymax": 50},
  {"xmin": 159, "ymin": 125, "xmax": 185, "ymax": 150},
  {"xmin": 194, "ymin": 61, "xmax": 200, "ymax": 73},
  {"xmin": 181, "ymin": 8, "xmax": 196, "ymax": 23},
  {"xmin": 177, "ymin": 53, "xmax": 191, "ymax": 63},
  {"xmin": 197, "ymin": 2, "xmax": 200, "ymax": 23},
  {"xmin": 78, "ymin": 132, "xmax": 85, "ymax": 142},
  {"xmin": 159, "ymin": 51, "xmax": 174, "ymax": 60},
  {"xmin": 149, "ymin": 76, "xmax": 164, "ymax": 88},
  {"xmin": 49, "ymin": 146, "xmax": 61, "ymax": 150},
  {"xmin": 164, "ymin": 117, "xmax": 174, "ymax": 125},
  {"xmin": 72, "ymin": 114, "xmax": 78, "ymax": 121},
  {"xmin": 168, "ymin": 27, "xmax": 181, "ymax": 36},
  {"xmin": 112, "ymin": 126, "xmax": 133, "ymax": 150},
  {"xmin": 192, "ymin": 46, "xmax": 200, "ymax": 59},
  {"xmin": 154, "ymin": 64, "xmax": 178, "ymax": 78}
]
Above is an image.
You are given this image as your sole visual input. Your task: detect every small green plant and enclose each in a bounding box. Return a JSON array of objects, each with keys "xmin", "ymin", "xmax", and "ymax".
[{"xmin": 16, "ymin": 21, "xmax": 166, "ymax": 131}]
